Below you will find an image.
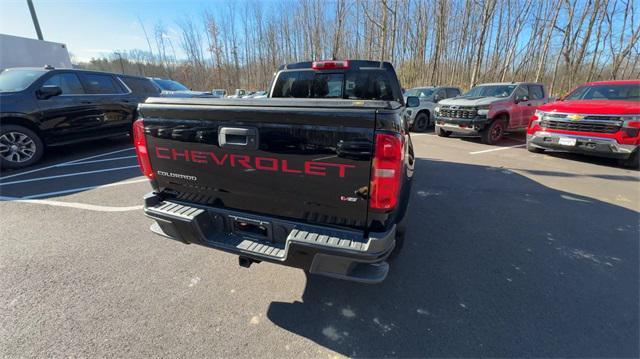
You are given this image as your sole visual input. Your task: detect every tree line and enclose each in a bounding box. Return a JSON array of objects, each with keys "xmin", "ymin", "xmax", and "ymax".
[{"xmin": 77, "ymin": 0, "xmax": 640, "ymax": 97}]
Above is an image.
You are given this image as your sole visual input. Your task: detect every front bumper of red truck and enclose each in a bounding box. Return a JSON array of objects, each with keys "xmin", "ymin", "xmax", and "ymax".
[
  {"xmin": 527, "ymin": 131, "xmax": 638, "ymax": 159},
  {"xmin": 142, "ymin": 193, "xmax": 396, "ymax": 284}
]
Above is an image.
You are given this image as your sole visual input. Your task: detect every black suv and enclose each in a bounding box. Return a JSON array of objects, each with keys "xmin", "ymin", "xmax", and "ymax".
[{"xmin": 0, "ymin": 67, "xmax": 160, "ymax": 168}]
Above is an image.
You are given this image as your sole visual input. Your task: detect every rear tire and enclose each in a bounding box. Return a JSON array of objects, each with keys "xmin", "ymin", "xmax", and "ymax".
[
  {"xmin": 436, "ymin": 127, "xmax": 451, "ymax": 137},
  {"xmin": 412, "ymin": 112, "xmax": 429, "ymax": 132},
  {"xmin": 480, "ymin": 118, "xmax": 506, "ymax": 145},
  {"xmin": 619, "ymin": 150, "xmax": 640, "ymax": 169},
  {"xmin": 387, "ymin": 222, "xmax": 406, "ymax": 262},
  {"xmin": 527, "ymin": 142, "xmax": 545, "ymax": 153},
  {"xmin": 0, "ymin": 125, "xmax": 44, "ymax": 169}
]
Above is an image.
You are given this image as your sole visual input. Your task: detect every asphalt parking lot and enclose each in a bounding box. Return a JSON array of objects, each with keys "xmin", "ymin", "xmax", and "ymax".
[{"xmin": 1, "ymin": 132, "xmax": 638, "ymax": 358}]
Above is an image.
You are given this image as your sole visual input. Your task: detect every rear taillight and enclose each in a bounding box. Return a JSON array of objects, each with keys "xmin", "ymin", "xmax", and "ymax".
[
  {"xmin": 370, "ymin": 132, "xmax": 404, "ymax": 210},
  {"xmin": 132, "ymin": 118, "xmax": 154, "ymax": 179},
  {"xmin": 312, "ymin": 60, "xmax": 349, "ymax": 70}
]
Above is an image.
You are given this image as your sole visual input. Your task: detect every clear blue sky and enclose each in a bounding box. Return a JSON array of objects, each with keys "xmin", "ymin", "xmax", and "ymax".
[{"xmin": 0, "ymin": 0, "xmax": 232, "ymax": 62}]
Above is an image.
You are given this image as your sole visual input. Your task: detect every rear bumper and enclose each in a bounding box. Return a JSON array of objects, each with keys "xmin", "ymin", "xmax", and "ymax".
[
  {"xmin": 435, "ymin": 116, "xmax": 489, "ymax": 135},
  {"xmin": 527, "ymin": 131, "xmax": 637, "ymax": 159},
  {"xmin": 143, "ymin": 193, "xmax": 395, "ymax": 284}
]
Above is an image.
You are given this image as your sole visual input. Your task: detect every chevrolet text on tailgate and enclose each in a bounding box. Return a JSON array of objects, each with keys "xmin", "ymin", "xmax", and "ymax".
[{"xmin": 133, "ymin": 60, "xmax": 419, "ymax": 283}]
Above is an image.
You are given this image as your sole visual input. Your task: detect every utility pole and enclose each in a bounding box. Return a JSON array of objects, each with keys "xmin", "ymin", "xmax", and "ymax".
[
  {"xmin": 26, "ymin": 0, "xmax": 44, "ymax": 40},
  {"xmin": 114, "ymin": 52, "xmax": 125, "ymax": 74}
]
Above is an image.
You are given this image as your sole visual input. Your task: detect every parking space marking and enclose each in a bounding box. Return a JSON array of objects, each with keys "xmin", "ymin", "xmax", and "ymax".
[
  {"xmin": 0, "ymin": 196, "xmax": 142, "ymax": 212},
  {"xmin": 19, "ymin": 178, "xmax": 149, "ymax": 199},
  {"xmin": 57, "ymin": 155, "xmax": 138, "ymax": 167},
  {"xmin": 0, "ymin": 165, "xmax": 139, "ymax": 186},
  {"xmin": 469, "ymin": 144, "xmax": 525, "ymax": 155},
  {"xmin": 0, "ymin": 147, "xmax": 134, "ymax": 181}
]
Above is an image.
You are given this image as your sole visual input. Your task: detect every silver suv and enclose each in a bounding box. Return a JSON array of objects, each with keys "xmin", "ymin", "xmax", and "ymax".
[{"xmin": 403, "ymin": 86, "xmax": 461, "ymax": 132}]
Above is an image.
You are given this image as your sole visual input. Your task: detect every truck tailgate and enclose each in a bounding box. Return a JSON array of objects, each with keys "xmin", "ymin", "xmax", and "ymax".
[{"xmin": 138, "ymin": 101, "xmax": 376, "ymax": 230}]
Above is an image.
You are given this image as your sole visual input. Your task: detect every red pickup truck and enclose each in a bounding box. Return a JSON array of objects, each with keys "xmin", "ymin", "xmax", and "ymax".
[{"xmin": 527, "ymin": 80, "xmax": 640, "ymax": 168}]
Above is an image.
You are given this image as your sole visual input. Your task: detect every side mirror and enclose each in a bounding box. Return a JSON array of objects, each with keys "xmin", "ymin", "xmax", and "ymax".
[
  {"xmin": 433, "ymin": 95, "xmax": 442, "ymax": 102},
  {"xmin": 36, "ymin": 85, "xmax": 62, "ymax": 99},
  {"xmin": 406, "ymin": 96, "xmax": 420, "ymax": 108}
]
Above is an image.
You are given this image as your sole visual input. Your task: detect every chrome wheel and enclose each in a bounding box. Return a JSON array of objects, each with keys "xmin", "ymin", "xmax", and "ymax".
[{"xmin": 0, "ymin": 131, "xmax": 37, "ymax": 163}]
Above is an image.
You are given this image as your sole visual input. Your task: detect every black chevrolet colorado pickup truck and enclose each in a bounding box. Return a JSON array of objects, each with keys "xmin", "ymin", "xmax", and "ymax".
[{"xmin": 134, "ymin": 60, "xmax": 418, "ymax": 283}]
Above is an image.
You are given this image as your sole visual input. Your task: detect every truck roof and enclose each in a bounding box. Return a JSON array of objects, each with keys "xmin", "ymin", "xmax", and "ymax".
[
  {"xmin": 583, "ymin": 79, "xmax": 640, "ymax": 86},
  {"xmin": 477, "ymin": 82, "xmax": 543, "ymax": 86}
]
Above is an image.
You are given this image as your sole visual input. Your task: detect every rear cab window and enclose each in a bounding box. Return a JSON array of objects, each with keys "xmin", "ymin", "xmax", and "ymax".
[{"xmin": 271, "ymin": 65, "xmax": 399, "ymax": 101}]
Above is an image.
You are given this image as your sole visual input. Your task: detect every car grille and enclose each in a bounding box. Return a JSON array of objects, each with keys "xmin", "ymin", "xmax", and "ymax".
[
  {"xmin": 439, "ymin": 106, "xmax": 478, "ymax": 119},
  {"xmin": 540, "ymin": 113, "xmax": 622, "ymax": 133}
]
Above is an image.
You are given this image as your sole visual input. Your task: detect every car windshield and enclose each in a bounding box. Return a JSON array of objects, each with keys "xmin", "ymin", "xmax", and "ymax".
[
  {"xmin": 0, "ymin": 69, "xmax": 46, "ymax": 92},
  {"xmin": 153, "ymin": 79, "xmax": 190, "ymax": 91},
  {"xmin": 564, "ymin": 84, "xmax": 640, "ymax": 102},
  {"xmin": 463, "ymin": 85, "xmax": 516, "ymax": 98},
  {"xmin": 405, "ymin": 88, "xmax": 434, "ymax": 98}
]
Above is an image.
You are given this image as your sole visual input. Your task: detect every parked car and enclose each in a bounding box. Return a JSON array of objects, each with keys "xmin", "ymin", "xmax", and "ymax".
[
  {"xmin": 243, "ymin": 91, "xmax": 267, "ymax": 99},
  {"xmin": 434, "ymin": 82, "xmax": 548, "ymax": 144},
  {"xmin": 227, "ymin": 89, "xmax": 247, "ymax": 98},
  {"xmin": 134, "ymin": 60, "xmax": 419, "ymax": 283},
  {"xmin": 527, "ymin": 79, "xmax": 640, "ymax": 168},
  {"xmin": 0, "ymin": 67, "xmax": 160, "ymax": 168},
  {"xmin": 211, "ymin": 89, "xmax": 227, "ymax": 97},
  {"xmin": 403, "ymin": 86, "xmax": 461, "ymax": 132},
  {"xmin": 148, "ymin": 77, "xmax": 212, "ymax": 98}
]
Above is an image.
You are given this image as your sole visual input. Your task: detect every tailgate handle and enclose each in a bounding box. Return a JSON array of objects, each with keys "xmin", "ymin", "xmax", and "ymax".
[{"xmin": 218, "ymin": 127, "xmax": 258, "ymax": 150}]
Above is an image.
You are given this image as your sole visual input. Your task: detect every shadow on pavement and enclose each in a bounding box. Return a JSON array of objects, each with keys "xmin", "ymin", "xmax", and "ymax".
[{"xmin": 267, "ymin": 158, "xmax": 639, "ymax": 357}]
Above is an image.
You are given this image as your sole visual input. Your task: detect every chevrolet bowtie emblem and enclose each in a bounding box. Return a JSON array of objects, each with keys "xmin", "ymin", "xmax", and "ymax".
[{"xmin": 567, "ymin": 114, "xmax": 584, "ymax": 121}]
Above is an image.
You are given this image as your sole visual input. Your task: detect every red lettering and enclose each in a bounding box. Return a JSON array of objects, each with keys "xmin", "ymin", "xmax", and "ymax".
[
  {"xmin": 281, "ymin": 160, "xmax": 302, "ymax": 174},
  {"xmin": 190, "ymin": 150, "xmax": 207, "ymax": 163},
  {"xmin": 209, "ymin": 152, "xmax": 228, "ymax": 165},
  {"xmin": 155, "ymin": 146, "xmax": 170, "ymax": 159},
  {"xmin": 171, "ymin": 148, "xmax": 190, "ymax": 161},
  {"xmin": 315, "ymin": 162, "xmax": 356, "ymax": 178},
  {"xmin": 231, "ymin": 154, "xmax": 252, "ymax": 169},
  {"xmin": 305, "ymin": 161, "xmax": 327, "ymax": 176},
  {"xmin": 255, "ymin": 157, "xmax": 278, "ymax": 171}
]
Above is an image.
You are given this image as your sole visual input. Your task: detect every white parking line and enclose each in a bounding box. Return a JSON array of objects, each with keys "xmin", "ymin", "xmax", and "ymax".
[
  {"xmin": 0, "ymin": 147, "xmax": 134, "ymax": 180},
  {"xmin": 0, "ymin": 196, "xmax": 142, "ymax": 212},
  {"xmin": 57, "ymin": 155, "xmax": 138, "ymax": 167},
  {"xmin": 0, "ymin": 165, "xmax": 140, "ymax": 186},
  {"xmin": 469, "ymin": 144, "xmax": 526, "ymax": 155},
  {"xmin": 21, "ymin": 178, "xmax": 149, "ymax": 199}
]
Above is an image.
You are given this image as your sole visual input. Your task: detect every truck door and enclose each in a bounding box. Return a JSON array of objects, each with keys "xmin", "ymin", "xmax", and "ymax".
[{"xmin": 513, "ymin": 85, "xmax": 533, "ymax": 128}]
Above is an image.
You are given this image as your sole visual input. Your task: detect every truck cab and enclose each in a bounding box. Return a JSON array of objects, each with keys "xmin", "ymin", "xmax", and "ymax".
[
  {"xmin": 434, "ymin": 82, "xmax": 547, "ymax": 144},
  {"xmin": 527, "ymin": 80, "xmax": 640, "ymax": 168}
]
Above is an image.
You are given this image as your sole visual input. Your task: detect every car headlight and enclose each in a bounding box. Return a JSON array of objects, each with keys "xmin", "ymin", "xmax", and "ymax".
[
  {"xmin": 476, "ymin": 105, "xmax": 490, "ymax": 116},
  {"xmin": 434, "ymin": 106, "xmax": 440, "ymax": 113}
]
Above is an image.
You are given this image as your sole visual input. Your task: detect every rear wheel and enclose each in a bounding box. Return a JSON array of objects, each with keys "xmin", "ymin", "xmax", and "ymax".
[
  {"xmin": 0, "ymin": 125, "xmax": 44, "ymax": 169},
  {"xmin": 480, "ymin": 118, "xmax": 506, "ymax": 145},
  {"xmin": 436, "ymin": 127, "xmax": 451, "ymax": 137},
  {"xmin": 618, "ymin": 150, "xmax": 639, "ymax": 169},
  {"xmin": 412, "ymin": 112, "xmax": 429, "ymax": 132},
  {"xmin": 387, "ymin": 222, "xmax": 406, "ymax": 262}
]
